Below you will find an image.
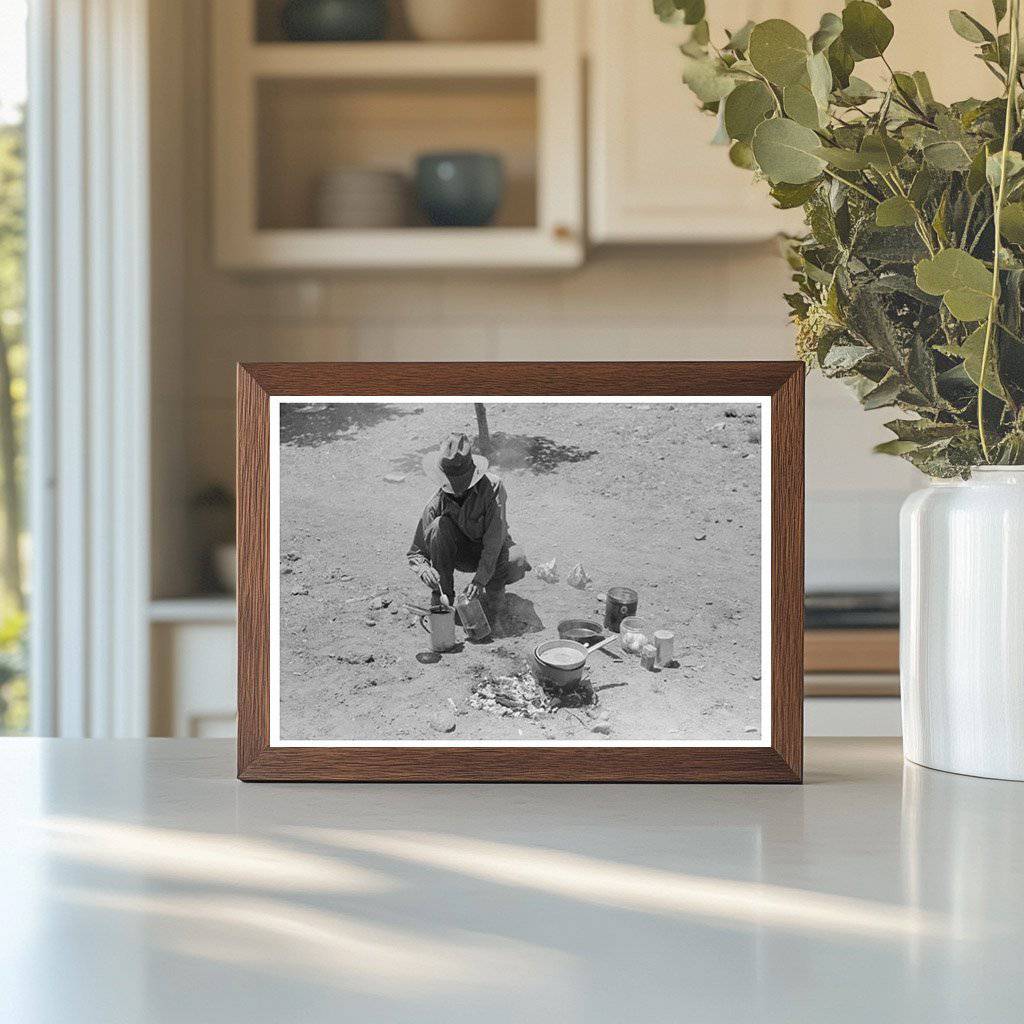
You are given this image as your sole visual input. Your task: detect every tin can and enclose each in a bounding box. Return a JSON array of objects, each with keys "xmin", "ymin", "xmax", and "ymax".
[
  {"xmin": 604, "ymin": 587, "xmax": 639, "ymax": 631},
  {"xmin": 640, "ymin": 643, "xmax": 657, "ymax": 671},
  {"xmin": 653, "ymin": 630, "xmax": 674, "ymax": 667}
]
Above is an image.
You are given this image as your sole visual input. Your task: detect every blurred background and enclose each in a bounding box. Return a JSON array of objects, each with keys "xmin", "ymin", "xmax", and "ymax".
[{"xmin": 0, "ymin": 0, "xmax": 998, "ymax": 740}]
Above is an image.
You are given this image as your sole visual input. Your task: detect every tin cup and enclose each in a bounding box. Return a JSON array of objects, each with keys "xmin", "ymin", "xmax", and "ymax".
[
  {"xmin": 653, "ymin": 630, "xmax": 675, "ymax": 667},
  {"xmin": 604, "ymin": 586, "xmax": 639, "ymax": 632}
]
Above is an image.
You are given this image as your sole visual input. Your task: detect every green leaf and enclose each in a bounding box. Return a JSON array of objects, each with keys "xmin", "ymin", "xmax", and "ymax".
[
  {"xmin": 723, "ymin": 81, "xmax": 775, "ymax": 143},
  {"xmin": 1000, "ymin": 202, "xmax": 1024, "ymax": 242},
  {"xmin": 748, "ymin": 19, "xmax": 810, "ymax": 87},
  {"xmin": 807, "ymin": 51, "xmax": 833, "ymax": 110},
  {"xmin": 875, "ymin": 196, "xmax": 918, "ymax": 228},
  {"xmin": 967, "ymin": 143, "xmax": 993, "ymax": 193},
  {"xmin": 689, "ymin": 20, "xmax": 710, "ymax": 46},
  {"xmin": 815, "ymin": 145, "xmax": 872, "ymax": 170},
  {"xmin": 653, "ymin": 0, "xmax": 676, "ymax": 23},
  {"xmin": 681, "ymin": 55, "xmax": 737, "ymax": 103},
  {"xmin": 770, "ymin": 179, "xmax": 820, "ymax": 209},
  {"xmin": 948, "ymin": 10, "xmax": 993, "ymax": 44},
  {"xmin": 836, "ymin": 75, "xmax": 877, "ymax": 104},
  {"xmin": 783, "ymin": 83, "xmax": 822, "ymax": 129},
  {"xmin": 932, "ymin": 190, "xmax": 950, "ymax": 247},
  {"xmin": 862, "ymin": 375, "xmax": 902, "ymax": 409},
  {"xmin": 842, "ymin": 1, "xmax": 894, "ymax": 60},
  {"xmin": 909, "ymin": 165, "xmax": 936, "ymax": 205},
  {"xmin": 912, "ymin": 71, "xmax": 935, "ymax": 105},
  {"xmin": 728, "ymin": 140, "xmax": 758, "ymax": 169},
  {"xmin": 724, "ymin": 20, "xmax": 755, "ymax": 53},
  {"xmin": 993, "ymin": 0, "xmax": 1008, "ymax": 24},
  {"xmin": 915, "ymin": 249, "xmax": 994, "ymax": 321},
  {"xmin": 874, "ymin": 439, "xmax": 922, "ymax": 456},
  {"xmin": 860, "ymin": 133, "xmax": 905, "ymax": 173},
  {"xmin": 923, "ymin": 141, "xmax": 973, "ymax": 171},
  {"xmin": 810, "ymin": 12, "xmax": 843, "ymax": 54},
  {"xmin": 986, "ymin": 150, "xmax": 1024, "ymax": 190},
  {"xmin": 958, "ymin": 325, "xmax": 1007, "ymax": 398},
  {"xmin": 827, "ymin": 35, "xmax": 855, "ymax": 89},
  {"xmin": 885, "ymin": 419, "xmax": 964, "ymax": 443},
  {"xmin": 752, "ymin": 117, "xmax": 827, "ymax": 184},
  {"xmin": 654, "ymin": 0, "xmax": 705, "ymax": 25}
]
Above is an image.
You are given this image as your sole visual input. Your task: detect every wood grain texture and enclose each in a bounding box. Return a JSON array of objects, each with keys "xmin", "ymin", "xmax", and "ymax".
[{"xmin": 236, "ymin": 361, "xmax": 805, "ymax": 783}]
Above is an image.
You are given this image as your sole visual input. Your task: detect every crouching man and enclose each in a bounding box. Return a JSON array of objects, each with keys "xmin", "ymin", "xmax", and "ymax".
[{"xmin": 408, "ymin": 432, "xmax": 530, "ymax": 610}]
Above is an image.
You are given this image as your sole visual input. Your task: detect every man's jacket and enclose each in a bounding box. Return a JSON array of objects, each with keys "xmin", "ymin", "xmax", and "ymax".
[{"xmin": 407, "ymin": 473, "xmax": 512, "ymax": 587}]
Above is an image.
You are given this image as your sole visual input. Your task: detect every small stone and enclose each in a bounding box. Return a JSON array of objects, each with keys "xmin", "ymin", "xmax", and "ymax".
[
  {"xmin": 291, "ymin": 587, "xmax": 309, "ymax": 596},
  {"xmin": 744, "ymin": 726, "xmax": 758, "ymax": 733},
  {"xmin": 596, "ymin": 592, "xmax": 607, "ymax": 603},
  {"xmin": 752, "ymin": 672, "xmax": 762, "ymax": 680},
  {"xmin": 590, "ymin": 723, "xmax": 612, "ymax": 735},
  {"xmin": 340, "ymin": 574, "xmax": 352, "ymax": 582},
  {"xmin": 428, "ymin": 713, "xmax": 457, "ymax": 734},
  {"xmin": 694, "ymin": 532, "xmax": 706, "ymax": 541},
  {"xmin": 370, "ymin": 596, "xmax": 392, "ymax": 610},
  {"xmin": 364, "ymin": 618, "xmax": 377, "ymax": 627},
  {"xmin": 384, "ymin": 473, "xmax": 406, "ymax": 484}
]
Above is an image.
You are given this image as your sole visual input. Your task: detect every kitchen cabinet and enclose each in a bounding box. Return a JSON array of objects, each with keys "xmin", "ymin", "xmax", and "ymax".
[
  {"xmin": 587, "ymin": 0, "xmax": 998, "ymax": 244},
  {"xmin": 211, "ymin": 0, "xmax": 583, "ymax": 269}
]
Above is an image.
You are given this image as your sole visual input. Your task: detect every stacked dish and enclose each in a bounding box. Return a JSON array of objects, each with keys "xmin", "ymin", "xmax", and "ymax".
[
  {"xmin": 314, "ymin": 167, "xmax": 409, "ymax": 229},
  {"xmin": 404, "ymin": 0, "xmax": 534, "ymax": 41}
]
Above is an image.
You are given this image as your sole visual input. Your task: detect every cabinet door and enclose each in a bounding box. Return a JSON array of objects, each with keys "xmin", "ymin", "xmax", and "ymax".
[
  {"xmin": 588, "ymin": 1, "xmax": 1003, "ymax": 245},
  {"xmin": 588, "ymin": 1, "xmax": 814, "ymax": 243}
]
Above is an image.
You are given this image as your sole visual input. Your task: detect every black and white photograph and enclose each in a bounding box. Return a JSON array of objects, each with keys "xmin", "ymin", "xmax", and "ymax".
[{"xmin": 270, "ymin": 397, "xmax": 770, "ymax": 746}]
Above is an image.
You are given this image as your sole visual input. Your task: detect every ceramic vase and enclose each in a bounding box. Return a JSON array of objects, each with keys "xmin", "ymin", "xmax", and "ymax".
[{"xmin": 900, "ymin": 467, "xmax": 1024, "ymax": 780}]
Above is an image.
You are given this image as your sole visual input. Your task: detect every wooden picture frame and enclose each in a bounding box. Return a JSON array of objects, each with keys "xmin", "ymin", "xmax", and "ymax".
[{"xmin": 237, "ymin": 362, "xmax": 804, "ymax": 782}]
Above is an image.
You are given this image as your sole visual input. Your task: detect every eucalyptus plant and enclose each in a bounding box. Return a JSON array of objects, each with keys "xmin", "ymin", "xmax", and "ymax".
[{"xmin": 659, "ymin": 0, "xmax": 1024, "ymax": 475}]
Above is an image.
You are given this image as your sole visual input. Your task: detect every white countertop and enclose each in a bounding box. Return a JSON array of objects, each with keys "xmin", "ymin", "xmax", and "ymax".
[{"xmin": 2, "ymin": 738, "xmax": 1021, "ymax": 1023}]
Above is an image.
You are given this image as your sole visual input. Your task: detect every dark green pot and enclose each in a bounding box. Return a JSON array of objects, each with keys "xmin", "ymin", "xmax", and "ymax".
[
  {"xmin": 280, "ymin": 0, "xmax": 388, "ymax": 42},
  {"xmin": 415, "ymin": 152, "xmax": 505, "ymax": 228}
]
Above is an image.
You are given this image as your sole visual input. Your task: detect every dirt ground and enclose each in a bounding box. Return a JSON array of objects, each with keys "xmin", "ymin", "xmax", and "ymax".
[{"xmin": 277, "ymin": 400, "xmax": 763, "ymax": 743}]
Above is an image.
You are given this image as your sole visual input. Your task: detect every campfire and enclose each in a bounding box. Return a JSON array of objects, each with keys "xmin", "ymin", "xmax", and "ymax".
[{"xmin": 469, "ymin": 669, "xmax": 597, "ymax": 718}]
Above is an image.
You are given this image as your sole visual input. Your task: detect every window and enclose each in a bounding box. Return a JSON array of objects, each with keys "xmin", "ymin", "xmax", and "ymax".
[{"xmin": 0, "ymin": 0, "xmax": 28, "ymax": 734}]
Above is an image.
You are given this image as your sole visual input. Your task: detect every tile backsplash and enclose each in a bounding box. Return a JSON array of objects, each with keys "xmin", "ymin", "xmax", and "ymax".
[{"xmin": 174, "ymin": 247, "xmax": 917, "ymax": 594}]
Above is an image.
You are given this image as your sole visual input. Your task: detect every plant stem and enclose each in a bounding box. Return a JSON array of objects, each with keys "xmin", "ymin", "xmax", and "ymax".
[
  {"xmin": 979, "ymin": 0, "xmax": 1021, "ymax": 463},
  {"xmin": 821, "ymin": 167, "xmax": 879, "ymax": 203}
]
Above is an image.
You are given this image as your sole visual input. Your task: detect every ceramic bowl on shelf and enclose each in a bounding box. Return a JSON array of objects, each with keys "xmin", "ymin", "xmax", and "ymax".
[
  {"xmin": 403, "ymin": 0, "xmax": 534, "ymax": 42},
  {"xmin": 414, "ymin": 152, "xmax": 504, "ymax": 228},
  {"xmin": 280, "ymin": 0, "xmax": 388, "ymax": 42},
  {"xmin": 314, "ymin": 167, "xmax": 409, "ymax": 228}
]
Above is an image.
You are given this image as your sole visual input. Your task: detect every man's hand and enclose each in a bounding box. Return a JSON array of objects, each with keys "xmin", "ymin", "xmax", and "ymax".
[
  {"xmin": 461, "ymin": 582, "xmax": 482, "ymax": 602},
  {"xmin": 419, "ymin": 566, "xmax": 441, "ymax": 589}
]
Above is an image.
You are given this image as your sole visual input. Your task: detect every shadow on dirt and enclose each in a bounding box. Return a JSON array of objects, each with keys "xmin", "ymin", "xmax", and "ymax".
[
  {"xmin": 485, "ymin": 432, "xmax": 598, "ymax": 474},
  {"xmin": 280, "ymin": 402, "xmax": 419, "ymax": 449},
  {"xmin": 490, "ymin": 593, "xmax": 544, "ymax": 639},
  {"xmin": 391, "ymin": 432, "xmax": 598, "ymax": 478}
]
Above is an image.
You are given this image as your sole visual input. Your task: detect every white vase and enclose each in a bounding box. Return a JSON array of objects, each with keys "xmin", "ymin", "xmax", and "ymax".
[{"xmin": 900, "ymin": 467, "xmax": 1024, "ymax": 780}]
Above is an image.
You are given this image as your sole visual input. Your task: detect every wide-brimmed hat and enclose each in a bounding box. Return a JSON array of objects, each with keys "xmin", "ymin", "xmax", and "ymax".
[{"xmin": 422, "ymin": 432, "xmax": 488, "ymax": 491}]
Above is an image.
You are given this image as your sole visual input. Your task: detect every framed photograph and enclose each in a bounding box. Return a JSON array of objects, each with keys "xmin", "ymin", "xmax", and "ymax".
[{"xmin": 237, "ymin": 362, "xmax": 804, "ymax": 782}]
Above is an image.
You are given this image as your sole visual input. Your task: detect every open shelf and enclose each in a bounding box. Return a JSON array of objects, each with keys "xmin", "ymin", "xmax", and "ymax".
[
  {"xmin": 254, "ymin": 0, "xmax": 538, "ymax": 45},
  {"xmin": 257, "ymin": 76, "xmax": 537, "ymax": 232}
]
